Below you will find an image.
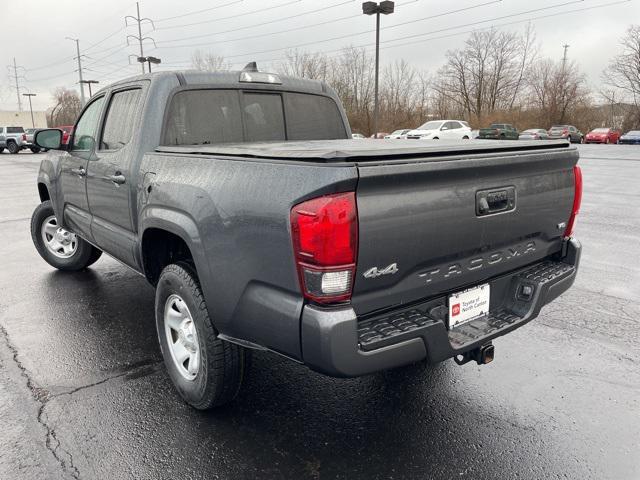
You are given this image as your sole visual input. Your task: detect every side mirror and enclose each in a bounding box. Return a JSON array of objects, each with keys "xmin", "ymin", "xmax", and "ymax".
[{"xmin": 35, "ymin": 129, "xmax": 64, "ymax": 150}]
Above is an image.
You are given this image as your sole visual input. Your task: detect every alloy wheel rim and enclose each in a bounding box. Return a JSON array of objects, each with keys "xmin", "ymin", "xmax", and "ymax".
[
  {"xmin": 41, "ymin": 215, "xmax": 78, "ymax": 258},
  {"xmin": 164, "ymin": 294, "xmax": 200, "ymax": 381}
]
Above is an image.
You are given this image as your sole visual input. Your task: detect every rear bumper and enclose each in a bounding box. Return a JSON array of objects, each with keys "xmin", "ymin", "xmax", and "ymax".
[{"xmin": 301, "ymin": 238, "xmax": 581, "ymax": 377}]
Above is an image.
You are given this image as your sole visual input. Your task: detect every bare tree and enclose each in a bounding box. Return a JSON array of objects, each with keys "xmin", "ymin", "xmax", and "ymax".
[
  {"xmin": 527, "ymin": 58, "xmax": 589, "ymax": 127},
  {"xmin": 191, "ymin": 50, "xmax": 231, "ymax": 72},
  {"xmin": 278, "ymin": 50, "xmax": 330, "ymax": 81},
  {"xmin": 602, "ymin": 25, "xmax": 640, "ymax": 128},
  {"xmin": 47, "ymin": 87, "xmax": 82, "ymax": 126},
  {"xmin": 433, "ymin": 27, "xmax": 536, "ymax": 124}
]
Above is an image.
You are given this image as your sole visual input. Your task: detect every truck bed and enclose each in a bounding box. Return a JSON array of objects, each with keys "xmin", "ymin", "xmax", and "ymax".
[{"xmin": 155, "ymin": 139, "xmax": 572, "ymax": 162}]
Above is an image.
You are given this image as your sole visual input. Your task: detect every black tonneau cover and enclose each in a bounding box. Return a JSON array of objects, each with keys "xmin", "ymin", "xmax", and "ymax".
[{"xmin": 156, "ymin": 139, "xmax": 571, "ymax": 162}]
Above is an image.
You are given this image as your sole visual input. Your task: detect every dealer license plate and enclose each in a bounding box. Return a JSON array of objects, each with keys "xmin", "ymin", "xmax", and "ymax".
[{"xmin": 448, "ymin": 284, "xmax": 490, "ymax": 329}]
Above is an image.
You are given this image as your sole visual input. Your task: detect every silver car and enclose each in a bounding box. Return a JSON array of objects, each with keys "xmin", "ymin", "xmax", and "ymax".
[{"xmin": 519, "ymin": 128, "xmax": 549, "ymax": 140}]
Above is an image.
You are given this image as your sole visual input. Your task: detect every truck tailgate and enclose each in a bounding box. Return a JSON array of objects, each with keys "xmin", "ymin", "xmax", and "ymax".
[{"xmin": 352, "ymin": 145, "xmax": 578, "ymax": 316}]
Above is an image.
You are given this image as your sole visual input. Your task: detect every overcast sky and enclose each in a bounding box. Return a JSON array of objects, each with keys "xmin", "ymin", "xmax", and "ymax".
[{"xmin": 0, "ymin": 0, "xmax": 637, "ymax": 111}]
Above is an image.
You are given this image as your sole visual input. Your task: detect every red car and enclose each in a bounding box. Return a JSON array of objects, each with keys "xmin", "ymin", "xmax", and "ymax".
[
  {"xmin": 55, "ymin": 125, "xmax": 74, "ymax": 145},
  {"xmin": 585, "ymin": 128, "xmax": 621, "ymax": 144}
]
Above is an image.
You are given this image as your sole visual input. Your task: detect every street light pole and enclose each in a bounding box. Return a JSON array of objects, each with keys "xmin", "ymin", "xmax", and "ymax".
[
  {"xmin": 22, "ymin": 93, "xmax": 36, "ymax": 128},
  {"xmin": 137, "ymin": 56, "xmax": 161, "ymax": 73},
  {"xmin": 362, "ymin": 1, "xmax": 394, "ymax": 138}
]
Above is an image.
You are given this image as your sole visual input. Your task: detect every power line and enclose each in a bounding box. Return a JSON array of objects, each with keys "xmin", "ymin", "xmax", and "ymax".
[
  {"xmin": 156, "ymin": 0, "xmax": 356, "ymax": 45},
  {"xmin": 155, "ymin": 0, "xmax": 309, "ymax": 31},
  {"xmin": 155, "ymin": 0, "xmax": 497, "ymax": 49},
  {"xmin": 189, "ymin": 0, "xmax": 585, "ymax": 61},
  {"xmin": 155, "ymin": 0, "xmax": 244, "ymax": 22},
  {"xmin": 160, "ymin": 0, "xmax": 627, "ymax": 69}
]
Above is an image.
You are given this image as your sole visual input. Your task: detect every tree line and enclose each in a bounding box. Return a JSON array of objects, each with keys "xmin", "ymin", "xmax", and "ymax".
[{"xmin": 47, "ymin": 24, "xmax": 640, "ymax": 136}]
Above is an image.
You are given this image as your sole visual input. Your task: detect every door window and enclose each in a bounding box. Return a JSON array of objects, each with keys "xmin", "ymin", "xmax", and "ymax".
[
  {"xmin": 72, "ymin": 97, "xmax": 105, "ymax": 152},
  {"xmin": 100, "ymin": 89, "xmax": 143, "ymax": 150},
  {"xmin": 242, "ymin": 93, "xmax": 285, "ymax": 142}
]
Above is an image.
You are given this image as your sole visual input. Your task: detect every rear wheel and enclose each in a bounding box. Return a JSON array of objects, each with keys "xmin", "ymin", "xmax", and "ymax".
[
  {"xmin": 462, "ymin": 136, "xmax": 469, "ymax": 139},
  {"xmin": 30, "ymin": 201, "xmax": 102, "ymax": 270},
  {"xmin": 30, "ymin": 147, "xmax": 41, "ymax": 154},
  {"xmin": 156, "ymin": 262, "xmax": 250, "ymax": 409},
  {"xmin": 7, "ymin": 141, "xmax": 19, "ymax": 154}
]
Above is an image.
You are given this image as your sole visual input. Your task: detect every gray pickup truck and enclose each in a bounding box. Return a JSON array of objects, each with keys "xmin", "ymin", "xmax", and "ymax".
[{"xmin": 30, "ymin": 67, "xmax": 582, "ymax": 409}]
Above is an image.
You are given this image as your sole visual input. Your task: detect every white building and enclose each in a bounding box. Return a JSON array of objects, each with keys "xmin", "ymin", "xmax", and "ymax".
[{"xmin": 0, "ymin": 110, "xmax": 48, "ymax": 128}]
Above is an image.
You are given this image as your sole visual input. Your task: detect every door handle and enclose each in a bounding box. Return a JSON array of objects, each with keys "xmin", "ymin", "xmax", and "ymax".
[
  {"xmin": 71, "ymin": 167, "xmax": 86, "ymax": 177},
  {"xmin": 109, "ymin": 173, "xmax": 126, "ymax": 185}
]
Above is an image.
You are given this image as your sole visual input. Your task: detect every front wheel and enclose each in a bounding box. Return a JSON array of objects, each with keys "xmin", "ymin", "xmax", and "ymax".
[
  {"xmin": 156, "ymin": 262, "xmax": 250, "ymax": 409},
  {"xmin": 7, "ymin": 141, "xmax": 19, "ymax": 154},
  {"xmin": 30, "ymin": 147, "xmax": 41, "ymax": 154},
  {"xmin": 30, "ymin": 201, "xmax": 102, "ymax": 270}
]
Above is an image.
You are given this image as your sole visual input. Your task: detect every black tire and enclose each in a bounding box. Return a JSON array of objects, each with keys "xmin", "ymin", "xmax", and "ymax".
[
  {"xmin": 30, "ymin": 200, "xmax": 102, "ymax": 271},
  {"xmin": 432, "ymin": 136, "xmax": 439, "ymax": 140},
  {"xmin": 7, "ymin": 141, "xmax": 19, "ymax": 154},
  {"xmin": 155, "ymin": 262, "xmax": 249, "ymax": 409},
  {"xmin": 0, "ymin": 147, "xmax": 4, "ymax": 153},
  {"xmin": 30, "ymin": 147, "xmax": 41, "ymax": 154},
  {"xmin": 462, "ymin": 136, "xmax": 469, "ymax": 139}
]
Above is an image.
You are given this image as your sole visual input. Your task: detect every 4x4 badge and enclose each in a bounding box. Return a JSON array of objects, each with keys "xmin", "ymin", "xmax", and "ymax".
[{"xmin": 363, "ymin": 263, "xmax": 399, "ymax": 279}]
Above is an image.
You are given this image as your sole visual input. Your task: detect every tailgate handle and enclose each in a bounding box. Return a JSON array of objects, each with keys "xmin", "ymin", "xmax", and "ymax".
[{"xmin": 476, "ymin": 187, "xmax": 515, "ymax": 216}]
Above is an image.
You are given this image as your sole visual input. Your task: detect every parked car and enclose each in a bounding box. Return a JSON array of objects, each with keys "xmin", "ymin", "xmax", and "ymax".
[
  {"xmin": 384, "ymin": 129, "xmax": 411, "ymax": 139},
  {"xmin": 478, "ymin": 124, "xmax": 519, "ymax": 140},
  {"xmin": 0, "ymin": 126, "xmax": 28, "ymax": 153},
  {"xmin": 618, "ymin": 130, "xmax": 640, "ymax": 144},
  {"xmin": 406, "ymin": 120, "xmax": 472, "ymax": 139},
  {"xmin": 547, "ymin": 125, "xmax": 583, "ymax": 143},
  {"xmin": 30, "ymin": 68, "xmax": 582, "ymax": 409},
  {"xmin": 351, "ymin": 133, "xmax": 365, "ymax": 139},
  {"xmin": 585, "ymin": 127, "xmax": 621, "ymax": 144},
  {"xmin": 55, "ymin": 125, "xmax": 74, "ymax": 145},
  {"xmin": 519, "ymin": 129, "xmax": 549, "ymax": 140},
  {"xmin": 24, "ymin": 128, "xmax": 42, "ymax": 153}
]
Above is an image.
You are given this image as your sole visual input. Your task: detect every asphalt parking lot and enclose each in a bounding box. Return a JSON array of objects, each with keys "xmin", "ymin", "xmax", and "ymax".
[{"xmin": 0, "ymin": 144, "xmax": 638, "ymax": 480}]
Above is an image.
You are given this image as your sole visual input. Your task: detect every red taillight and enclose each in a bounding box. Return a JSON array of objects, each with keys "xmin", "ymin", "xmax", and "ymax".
[
  {"xmin": 291, "ymin": 192, "xmax": 358, "ymax": 304},
  {"xmin": 563, "ymin": 129, "xmax": 569, "ymax": 135},
  {"xmin": 564, "ymin": 165, "xmax": 582, "ymax": 237},
  {"xmin": 22, "ymin": 134, "xmax": 26, "ymax": 141}
]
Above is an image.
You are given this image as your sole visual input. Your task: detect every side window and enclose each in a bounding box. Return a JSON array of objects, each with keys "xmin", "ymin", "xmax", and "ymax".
[
  {"xmin": 449, "ymin": 121, "xmax": 462, "ymax": 130},
  {"xmin": 242, "ymin": 93, "xmax": 285, "ymax": 142},
  {"xmin": 72, "ymin": 96, "xmax": 105, "ymax": 152},
  {"xmin": 163, "ymin": 90, "xmax": 243, "ymax": 145},
  {"xmin": 100, "ymin": 89, "xmax": 143, "ymax": 150}
]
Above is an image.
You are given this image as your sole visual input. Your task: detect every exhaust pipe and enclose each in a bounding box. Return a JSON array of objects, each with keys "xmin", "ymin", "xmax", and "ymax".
[{"xmin": 454, "ymin": 343, "xmax": 494, "ymax": 366}]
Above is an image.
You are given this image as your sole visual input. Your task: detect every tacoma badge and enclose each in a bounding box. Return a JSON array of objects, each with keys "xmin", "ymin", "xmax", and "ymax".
[{"xmin": 363, "ymin": 263, "xmax": 399, "ymax": 279}]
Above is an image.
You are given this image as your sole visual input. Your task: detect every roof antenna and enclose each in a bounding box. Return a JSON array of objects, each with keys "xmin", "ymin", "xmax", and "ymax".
[{"xmin": 243, "ymin": 62, "xmax": 258, "ymax": 72}]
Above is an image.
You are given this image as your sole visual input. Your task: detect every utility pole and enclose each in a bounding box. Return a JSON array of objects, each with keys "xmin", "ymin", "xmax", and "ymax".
[
  {"xmin": 562, "ymin": 44, "xmax": 570, "ymax": 71},
  {"xmin": 22, "ymin": 93, "xmax": 37, "ymax": 127},
  {"xmin": 10, "ymin": 58, "xmax": 23, "ymax": 111},
  {"xmin": 126, "ymin": 2, "xmax": 156, "ymax": 75},
  {"xmin": 66, "ymin": 37, "xmax": 86, "ymax": 105}
]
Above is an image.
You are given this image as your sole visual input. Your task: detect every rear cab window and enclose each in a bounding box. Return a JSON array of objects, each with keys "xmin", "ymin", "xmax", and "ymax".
[
  {"xmin": 162, "ymin": 88, "xmax": 347, "ymax": 146},
  {"xmin": 7, "ymin": 127, "xmax": 24, "ymax": 134}
]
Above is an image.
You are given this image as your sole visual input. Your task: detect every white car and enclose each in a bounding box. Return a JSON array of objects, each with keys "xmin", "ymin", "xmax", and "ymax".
[
  {"xmin": 352, "ymin": 133, "xmax": 366, "ymax": 139},
  {"xmin": 384, "ymin": 129, "xmax": 411, "ymax": 139},
  {"xmin": 406, "ymin": 120, "xmax": 472, "ymax": 140}
]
